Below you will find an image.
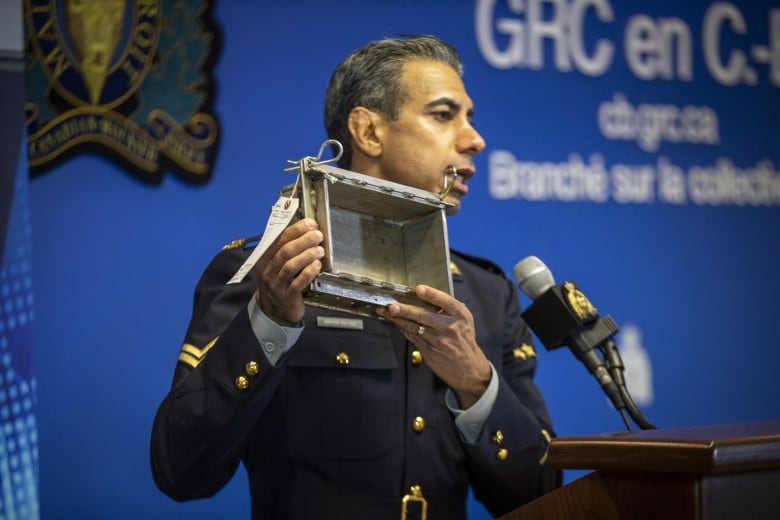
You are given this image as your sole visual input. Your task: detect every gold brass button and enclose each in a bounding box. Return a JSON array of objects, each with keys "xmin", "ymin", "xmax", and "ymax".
[
  {"xmin": 412, "ymin": 416, "xmax": 426, "ymax": 433},
  {"xmin": 410, "ymin": 350, "xmax": 423, "ymax": 366},
  {"xmin": 496, "ymin": 448, "xmax": 509, "ymax": 461},
  {"xmin": 245, "ymin": 360, "xmax": 259, "ymax": 375},
  {"xmin": 336, "ymin": 352, "xmax": 350, "ymax": 365},
  {"xmin": 492, "ymin": 430, "xmax": 504, "ymax": 444},
  {"xmin": 235, "ymin": 375, "xmax": 249, "ymax": 390}
]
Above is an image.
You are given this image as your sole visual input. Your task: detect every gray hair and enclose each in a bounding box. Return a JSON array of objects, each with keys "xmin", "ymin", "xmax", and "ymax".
[{"xmin": 324, "ymin": 35, "xmax": 463, "ymax": 168}]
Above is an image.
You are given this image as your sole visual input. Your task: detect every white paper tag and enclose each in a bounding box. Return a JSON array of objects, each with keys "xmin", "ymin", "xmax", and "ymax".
[{"xmin": 227, "ymin": 196, "xmax": 300, "ymax": 284}]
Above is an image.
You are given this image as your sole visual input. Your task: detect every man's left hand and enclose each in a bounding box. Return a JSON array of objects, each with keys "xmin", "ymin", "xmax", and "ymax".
[{"xmin": 376, "ymin": 285, "xmax": 492, "ymax": 409}]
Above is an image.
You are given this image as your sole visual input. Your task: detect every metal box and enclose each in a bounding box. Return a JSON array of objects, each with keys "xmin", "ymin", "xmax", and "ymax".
[{"xmin": 285, "ymin": 158, "xmax": 453, "ymax": 318}]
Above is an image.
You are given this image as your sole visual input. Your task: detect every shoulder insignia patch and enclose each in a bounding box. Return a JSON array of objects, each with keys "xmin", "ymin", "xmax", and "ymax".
[
  {"xmin": 222, "ymin": 234, "xmax": 261, "ymax": 251},
  {"xmin": 512, "ymin": 343, "xmax": 536, "ymax": 360},
  {"xmin": 222, "ymin": 238, "xmax": 246, "ymax": 251},
  {"xmin": 451, "ymin": 249, "xmax": 505, "ymax": 277}
]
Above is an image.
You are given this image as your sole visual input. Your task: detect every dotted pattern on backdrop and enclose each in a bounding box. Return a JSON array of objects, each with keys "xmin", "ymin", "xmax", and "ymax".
[{"xmin": 0, "ymin": 160, "xmax": 39, "ymax": 519}]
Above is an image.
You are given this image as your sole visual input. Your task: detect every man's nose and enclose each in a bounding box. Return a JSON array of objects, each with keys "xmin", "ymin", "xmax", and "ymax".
[{"xmin": 458, "ymin": 124, "xmax": 486, "ymax": 156}]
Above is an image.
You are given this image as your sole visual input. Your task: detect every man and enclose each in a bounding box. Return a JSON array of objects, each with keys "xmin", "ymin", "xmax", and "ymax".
[{"xmin": 151, "ymin": 35, "xmax": 558, "ymax": 519}]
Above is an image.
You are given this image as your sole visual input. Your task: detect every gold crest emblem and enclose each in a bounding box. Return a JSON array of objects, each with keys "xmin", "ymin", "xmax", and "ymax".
[
  {"xmin": 66, "ymin": 0, "xmax": 130, "ymax": 105},
  {"xmin": 24, "ymin": 0, "xmax": 220, "ymax": 182},
  {"xmin": 563, "ymin": 281, "xmax": 598, "ymax": 321}
]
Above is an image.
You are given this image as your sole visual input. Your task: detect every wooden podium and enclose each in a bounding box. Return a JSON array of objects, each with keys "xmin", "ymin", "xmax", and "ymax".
[{"xmin": 501, "ymin": 421, "xmax": 780, "ymax": 519}]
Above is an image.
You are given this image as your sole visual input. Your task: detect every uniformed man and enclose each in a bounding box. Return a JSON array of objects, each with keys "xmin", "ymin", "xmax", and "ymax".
[{"xmin": 151, "ymin": 34, "xmax": 559, "ymax": 519}]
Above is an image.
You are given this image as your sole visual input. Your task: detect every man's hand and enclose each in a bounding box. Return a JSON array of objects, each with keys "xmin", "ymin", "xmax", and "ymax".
[
  {"xmin": 253, "ymin": 218, "xmax": 324, "ymax": 325},
  {"xmin": 376, "ymin": 285, "xmax": 492, "ymax": 408}
]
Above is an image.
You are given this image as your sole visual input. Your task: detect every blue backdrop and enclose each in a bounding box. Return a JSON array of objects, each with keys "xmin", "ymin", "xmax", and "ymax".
[{"xmin": 26, "ymin": 1, "xmax": 780, "ymax": 518}]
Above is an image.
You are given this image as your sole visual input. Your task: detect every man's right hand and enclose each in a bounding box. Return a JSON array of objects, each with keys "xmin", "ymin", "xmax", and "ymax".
[{"xmin": 253, "ymin": 218, "xmax": 324, "ymax": 325}]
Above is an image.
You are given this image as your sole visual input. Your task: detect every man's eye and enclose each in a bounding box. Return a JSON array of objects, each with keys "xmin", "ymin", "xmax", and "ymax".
[{"xmin": 432, "ymin": 111, "xmax": 454, "ymax": 121}]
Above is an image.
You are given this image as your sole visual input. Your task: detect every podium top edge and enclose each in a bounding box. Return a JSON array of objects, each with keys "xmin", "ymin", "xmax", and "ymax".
[
  {"xmin": 548, "ymin": 420, "xmax": 780, "ymax": 474},
  {"xmin": 588, "ymin": 420, "xmax": 780, "ymax": 443}
]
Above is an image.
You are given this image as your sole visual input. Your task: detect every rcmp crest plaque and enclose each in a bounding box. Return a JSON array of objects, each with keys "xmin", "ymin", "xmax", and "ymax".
[{"xmin": 24, "ymin": 0, "xmax": 220, "ymax": 183}]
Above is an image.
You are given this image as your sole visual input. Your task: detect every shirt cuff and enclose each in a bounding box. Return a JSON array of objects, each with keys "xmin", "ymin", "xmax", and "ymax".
[
  {"xmin": 445, "ymin": 362, "xmax": 499, "ymax": 444},
  {"xmin": 247, "ymin": 297, "xmax": 303, "ymax": 365}
]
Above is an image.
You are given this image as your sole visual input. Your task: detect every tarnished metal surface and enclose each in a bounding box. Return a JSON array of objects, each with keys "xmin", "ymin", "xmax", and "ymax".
[{"xmin": 283, "ymin": 158, "xmax": 453, "ymax": 318}]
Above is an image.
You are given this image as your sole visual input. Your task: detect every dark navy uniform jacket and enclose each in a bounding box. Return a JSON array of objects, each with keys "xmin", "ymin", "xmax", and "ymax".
[{"xmin": 151, "ymin": 243, "xmax": 559, "ymax": 519}]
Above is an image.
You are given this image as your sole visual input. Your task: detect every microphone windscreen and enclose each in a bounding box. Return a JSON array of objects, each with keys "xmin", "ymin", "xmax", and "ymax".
[{"xmin": 513, "ymin": 256, "xmax": 555, "ymax": 299}]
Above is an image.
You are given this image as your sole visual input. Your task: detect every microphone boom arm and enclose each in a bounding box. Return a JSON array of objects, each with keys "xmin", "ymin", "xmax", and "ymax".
[{"xmin": 514, "ymin": 257, "xmax": 657, "ymax": 431}]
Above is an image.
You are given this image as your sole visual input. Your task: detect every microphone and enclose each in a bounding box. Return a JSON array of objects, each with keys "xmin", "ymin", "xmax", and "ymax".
[{"xmin": 513, "ymin": 256, "xmax": 625, "ymax": 411}]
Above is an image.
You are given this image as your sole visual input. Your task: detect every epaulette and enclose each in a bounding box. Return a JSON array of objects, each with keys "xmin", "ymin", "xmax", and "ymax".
[
  {"xmin": 222, "ymin": 234, "xmax": 262, "ymax": 251},
  {"xmin": 451, "ymin": 248, "xmax": 507, "ymax": 278}
]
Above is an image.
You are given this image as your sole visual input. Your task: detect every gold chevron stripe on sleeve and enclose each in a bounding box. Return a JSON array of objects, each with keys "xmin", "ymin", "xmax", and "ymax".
[{"xmin": 177, "ymin": 337, "xmax": 219, "ymax": 368}]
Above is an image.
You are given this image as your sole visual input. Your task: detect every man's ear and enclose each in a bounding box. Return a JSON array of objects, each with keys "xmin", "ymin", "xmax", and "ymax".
[{"xmin": 347, "ymin": 107, "xmax": 384, "ymax": 159}]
